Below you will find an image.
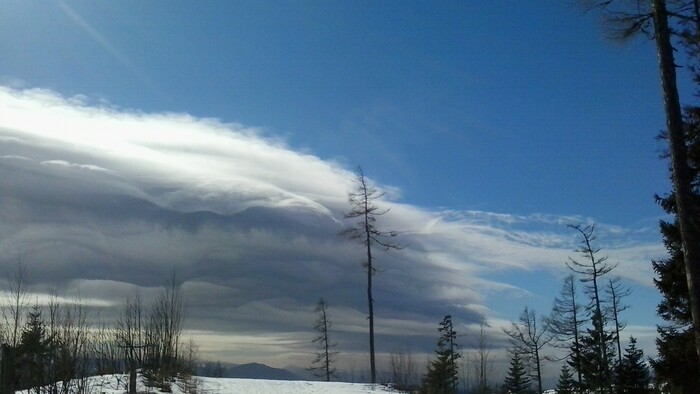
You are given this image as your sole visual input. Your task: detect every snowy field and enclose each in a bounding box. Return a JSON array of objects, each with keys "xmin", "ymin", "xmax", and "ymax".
[{"xmin": 17, "ymin": 374, "xmax": 404, "ymax": 394}]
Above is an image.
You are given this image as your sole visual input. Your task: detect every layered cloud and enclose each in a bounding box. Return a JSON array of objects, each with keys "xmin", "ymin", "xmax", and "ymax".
[{"xmin": 0, "ymin": 86, "xmax": 665, "ymax": 369}]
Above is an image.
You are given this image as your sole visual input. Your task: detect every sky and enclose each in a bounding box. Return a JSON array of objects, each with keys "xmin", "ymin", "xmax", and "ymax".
[{"xmin": 0, "ymin": 0, "xmax": 689, "ymax": 385}]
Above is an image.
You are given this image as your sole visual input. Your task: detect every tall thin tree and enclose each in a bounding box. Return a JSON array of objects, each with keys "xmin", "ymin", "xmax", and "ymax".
[
  {"xmin": 309, "ymin": 298, "xmax": 337, "ymax": 381},
  {"xmin": 605, "ymin": 276, "xmax": 630, "ymax": 366},
  {"xmin": 422, "ymin": 315, "xmax": 461, "ymax": 394},
  {"xmin": 582, "ymin": 0, "xmax": 700, "ymax": 373},
  {"xmin": 546, "ymin": 274, "xmax": 585, "ymax": 390},
  {"xmin": 343, "ymin": 167, "xmax": 401, "ymax": 384},
  {"xmin": 566, "ymin": 224, "xmax": 616, "ymax": 391}
]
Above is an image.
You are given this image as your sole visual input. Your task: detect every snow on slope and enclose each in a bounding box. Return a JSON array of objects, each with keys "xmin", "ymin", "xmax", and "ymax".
[{"xmin": 18, "ymin": 374, "xmax": 403, "ymax": 394}]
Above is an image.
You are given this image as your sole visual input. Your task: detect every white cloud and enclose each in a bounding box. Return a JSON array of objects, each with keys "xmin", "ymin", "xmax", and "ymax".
[{"xmin": 0, "ymin": 86, "xmax": 666, "ymax": 366}]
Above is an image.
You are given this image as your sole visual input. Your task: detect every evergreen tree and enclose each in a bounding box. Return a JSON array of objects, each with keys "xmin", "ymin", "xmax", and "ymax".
[
  {"xmin": 651, "ymin": 104, "xmax": 700, "ymax": 393},
  {"xmin": 502, "ymin": 349, "xmax": 532, "ymax": 394},
  {"xmin": 566, "ymin": 224, "xmax": 617, "ymax": 393},
  {"xmin": 604, "ymin": 277, "xmax": 630, "ymax": 367},
  {"xmin": 582, "ymin": 0, "xmax": 700, "ymax": 375},
  {"xmin": 546, "ymin": 274, "xmax": 584, "ymax": 388},
  {"xmin": 422, "ymin": 315, "xmax": 460, "ymax": 394},
  {"xmin": 15, "ymin": 305, "xmax": 53, "ymax": 391},
  {"xmin": 309, "ymin": 298, "xmax": 337, "ymax": 381},
  {"xmin": 556, "ymin": 365, "xmax": 576, "ymax": 394},
  {"xmin": 503, "ymin": 307, "xmax": 551, "ymax": 394},
  {"xmin": 569, "ymin": 310, "xmax": 615, "ymax": 394},
  {"xmin": 615, "ymin": 337, "xmax": 651, "ymax": 394}
]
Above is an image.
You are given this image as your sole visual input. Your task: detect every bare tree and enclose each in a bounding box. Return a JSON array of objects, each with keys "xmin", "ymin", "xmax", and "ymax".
[
  {"xmin": 472, "ymin": 321, "xmax": 494, "ymax": 394},
  {"xmin": 503, "ymin": 307, "xmax": 552, "ymax": 394},
  {"xmin": 390, "ymin": 348, "xmax": 418, "ymax": 391},
  {"xmin": 342, "ymin": 167, "xmax": 401, "ymax": 384},
  {"xmin": 92, "ymin": 318, "xmax": 121, "ymax": 376},
  {"xmin": 309, "ymin": 298, "xmax": 337, "ymax": 381},
  {"xmin": 605, "ymin": 276, "xmax": 631, "ymax": 366},
  {"xmin": 2, "ymin": 257, "xmax": 31, "ymax": 348},
  {"xmin": 144, "ymin": 273, "xmax": 186, "ymax": 389},
  {"xmin": 116, "ymin": 293, "xmax": 146, "ymax": 394},
  {"xmin": 57, "ymin": 297, "xmax": 93, "ymax": 394}
]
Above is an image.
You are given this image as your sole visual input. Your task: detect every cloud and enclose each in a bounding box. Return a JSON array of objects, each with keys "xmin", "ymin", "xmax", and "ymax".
[{"xmin": 0, "ymin": 86, "xmax": 665, "ymax": 367}]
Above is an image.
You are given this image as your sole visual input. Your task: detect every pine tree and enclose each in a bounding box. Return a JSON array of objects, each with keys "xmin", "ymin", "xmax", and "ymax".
[
  {"xmin": 502, "ymin": 349, "xmax": 532, "ymax": 394},
  {"xmin": 503, "ymin": 307, "xmax": 551, "ymax": 394},
  {"xmin": 422, "ymin": 315, "xmax": 460, "ymax": 394},
  {"xmin": 309, "ymin": 298, "xmax": 337, "ymax": 381},
  {"xmin": 604, "ymin": 277, "xmax": 630, "ymax": 367},
  {"xmin": 581, "ymin": 0, "xmax": 700, "ymax": 375},
  {"xmin": 570, "ymin": 310, "xmax": 615, "ymax": 394},
  {"xmin": 556, "ymin": 365, "xmax": 576, "ymax": 394},
  {"xmin": 615, "ymin": 337, "xmax": 651, "ymax": 394},
  {"xmin": 546, "ymin": 274, "xmax": 584, "ymax": 388},
  {"xmin": 566, "ymin": 224, "xmax": 617, "ymax": 393},
  {"xmin": 651, "ymin": 104, "xmax": 700, "ymax": 392},
  {"xmin": 15, "ymin": 306, "xmax": 53, "ymax": 391}
]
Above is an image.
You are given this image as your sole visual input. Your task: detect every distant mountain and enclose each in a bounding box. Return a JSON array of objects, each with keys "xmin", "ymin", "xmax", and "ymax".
[{"xmin": 227, "ymin": 362, "xmax": 301, "ymax": 381}]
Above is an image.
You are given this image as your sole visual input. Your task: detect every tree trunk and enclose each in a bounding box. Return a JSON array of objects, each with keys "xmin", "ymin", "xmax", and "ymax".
[
  {"xmin": 366, "ymin": 230, "xmax": 376, "ymax": 384},
  {"xmin": 652, "ymin": 0, "xmax": 700, "ymax": 377}
]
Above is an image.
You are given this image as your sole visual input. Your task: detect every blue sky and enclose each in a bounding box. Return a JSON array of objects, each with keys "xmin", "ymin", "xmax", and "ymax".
[{"xmin": 0, "ymin": 0, "xmax": 686, "ymax": 384}]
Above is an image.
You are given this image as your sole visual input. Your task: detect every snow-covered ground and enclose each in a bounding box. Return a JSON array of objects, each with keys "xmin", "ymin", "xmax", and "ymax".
[{"xmin": 18, "ymin": 374, "xmax": 404, "ymax": 394}]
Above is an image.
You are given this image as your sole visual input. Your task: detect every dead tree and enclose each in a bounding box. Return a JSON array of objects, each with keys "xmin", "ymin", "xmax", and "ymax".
[{"xmin": 343, "ymin": 167, "xmax": 401, "ymax": 384}]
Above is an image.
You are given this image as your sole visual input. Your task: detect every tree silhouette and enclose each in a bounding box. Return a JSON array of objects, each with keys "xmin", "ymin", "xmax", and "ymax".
[
  {"xmin": 309, "ymin": 298, "xmax": 337, "ymax": 381},
  {"xmin": 343, "ymin": 167, "xmax": 401, "ymax": 384}
]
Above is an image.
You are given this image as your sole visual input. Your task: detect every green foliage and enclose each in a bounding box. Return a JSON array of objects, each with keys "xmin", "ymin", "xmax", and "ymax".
[
  {"xmin": 615, "ymin": 337, "xmax": 651, "ymax": 394},
  {"xmin": 422, "ymin": 315, "xmax": 460, "ymax": 394},
  {"xmin": 14, "ymin": 306, "xmax": 54, "ymax": 391},
  {"xmin": 651, "ymin": 103, "xmax": 700, "ymax": 394},
  {"xmin": 502, "ymin": 350, "xmax": 532, "ymax": 394},
  {"xmin": 569, "ymin": 311, "xmax": 616, "ymax": 393},
  {"xmin": 555, "ymin": 365, "xmax": 576, "ymax": 394}
]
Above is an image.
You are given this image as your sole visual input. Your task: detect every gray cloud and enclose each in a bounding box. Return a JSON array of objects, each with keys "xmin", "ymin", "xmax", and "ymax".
[{"xmin": 0, "ymin": 86, "xmax": 665, "ymax": 368}]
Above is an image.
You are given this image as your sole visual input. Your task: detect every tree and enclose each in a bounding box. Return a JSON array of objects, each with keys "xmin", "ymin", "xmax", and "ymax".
[
  {"xmin": 570, "ymin": 310, "xmax": 616, "ymax": 394},
  {"xmin": 15, "ymin": 305, "xmax": 53, "ymax": 392},
  {"xmin": 2, "ymin": 258, "xmax": 31, "ymax": 348},
  {"xmin": 502, "ymin": 349, "xmax": 532, "ymax": 394},
  {"xmin": 390, "ymin": 348, "xmax": 418, "ymax": 392},
  {"xmin": 48, "ymin": 295, "xmax": 93, "ymax": 394},
  {"xmin": 309, "ymin": 298, "xmax": 337, "ymax": 381},
  {"xmin": 471, "ymin": 321, "xmax": 494, "ymax": 394},
  {"xmin": 116, "ymin": 293, "xmax": 147, "ymax": 394},
  {"xmin": 546, "ymin": 274, "xmax": 584, "ymax": 388},
  {"xmin": 582, "ymin": 0, "xmax": 700, "ymax": 374},
  {"xmin": 343, "ymin": 167, "xmax": 401, "ymax": 384},
  {"xmin": 503, "ymin": 307, "xmax": 551, "ymax": 394},
  {"xmin": 422, "ymin": 315, "xmax": 461, "ymax": 394},
  {"xmin": 650, "ymin": 33, "xmax": 700, "ymax": 394},
  {"xmin": 566, "ymin": 224, "xmax": 616, "ymax": 392},
  {"xmin": 615, "ymin": 337, "xmax": 651, "ymax": 394},
  {"xmin": 651, "ymin": 2, "xmax": 700, "ymax": 370},
  {"xmin": 605, "ymin": 277, "xmax": 630, "ymax": 366},
  {"xmin": 144, "ymin": 274, "xmax": 187, "ymax": 390},
  {"xmin": 556, "ymin": 365, "xmax": 577, "ymax": 394},
  {"xmin": 652, "ymin": 195, "xmax": 699, "ymax": 393}
]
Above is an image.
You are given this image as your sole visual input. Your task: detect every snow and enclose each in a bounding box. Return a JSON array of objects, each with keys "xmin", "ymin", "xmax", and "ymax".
[{"xmin": 17, "ymin": 374, "xmax": 404, "ymax": 394}]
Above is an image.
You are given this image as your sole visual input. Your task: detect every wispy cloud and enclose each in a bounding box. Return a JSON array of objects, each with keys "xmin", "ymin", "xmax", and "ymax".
[{"xmin": 0, "ymin": 86, "xmax": 664, "ymax": 367}]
